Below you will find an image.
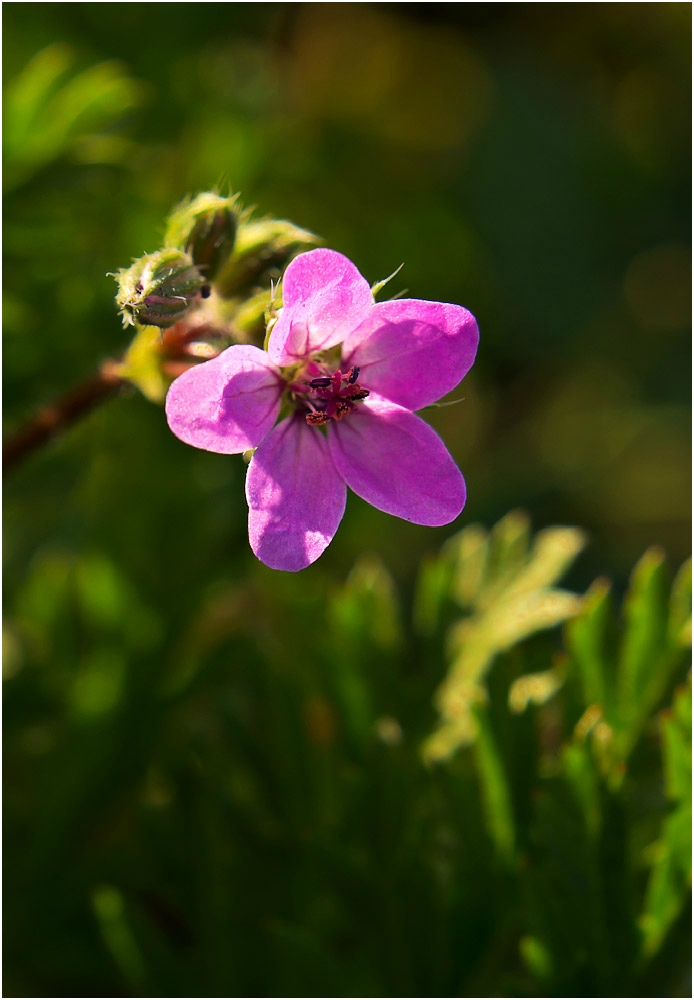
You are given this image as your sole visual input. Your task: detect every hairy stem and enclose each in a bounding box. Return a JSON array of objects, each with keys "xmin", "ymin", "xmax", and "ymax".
[
  {"xmin": 3, "ymin": 318, "xmax": 224, "ymax": 476},
  {"xmin": 3, "ymin": 362, "xmax": 125, "ymax": 474}
]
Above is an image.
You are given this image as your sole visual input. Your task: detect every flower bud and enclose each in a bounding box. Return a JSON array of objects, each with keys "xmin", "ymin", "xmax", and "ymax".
[
  {"xmin": 115, "ymin": 249, "xmax": 205, "ymax": 329},
  {"xmin": 215, "ymin": 217, "xmax": 319, "ymax": 297},
  {"xmin": 164, "ymin": 192, "xmax": 240, "ymax": 281}
]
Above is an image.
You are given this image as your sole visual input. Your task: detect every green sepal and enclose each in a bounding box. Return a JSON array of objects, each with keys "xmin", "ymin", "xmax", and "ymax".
[
  {"xmin": 114, "ymin": 248, "xmax": 205, "ymax": 329},
  {"xmin": 114, "ymin": 324, "xmax": 168, "ymax": 403},
  {"xmin": 215, "ymin": 215, "xmax": 319, "ymax": 298},
  {"xmin": 164, "ymin": 191, "xmax": 240, "ymax": 281}
]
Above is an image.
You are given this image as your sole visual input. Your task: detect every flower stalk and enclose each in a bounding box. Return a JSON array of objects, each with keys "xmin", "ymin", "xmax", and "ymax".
[{"xmin": 3, "ymin": 363, "xmax": 125, "ymax": 474}]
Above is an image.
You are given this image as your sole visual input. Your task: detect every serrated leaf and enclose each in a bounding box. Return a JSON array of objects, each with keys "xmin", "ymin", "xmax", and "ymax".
[
  {"xmin": 640, "ymin": 804, "xmax": 692, "ymax": 959},
  {"xmin": 661, "ymin": 682, "xmax": 692, "ymax": 804},
  {"xmin": 482, "ymin": 589, "xmax": 583, "ymax": 650},
  {"xmin": 615, "ymin": 552, "xmax": 690, "ymax": 759},
  {"xmin": 480, "ymin": 508, "xmax": 531, "ymax": 606},
  {"xmin": 424, "ymin": 513, "xmax": 585, "ymax": 761},
  {"xmin": 421, "ymin": 713, "xmax": 480, "ymax": 765},
  {"xmin": 640, "ymin": 679, "xmax": 692, "ymax": 959},
  {"xmin": 446, "ymin": 522, "xmax": 488, "ymax": 609},
  {"xmin": 565, "ymin": 577, "xmax": 613, "ymax": 711},
  {"xmin": 508, "ymin": 667, "xmax": 564, "ymax": 714},
  {"xmin": 505, "ymin": 525, "xmax": 587, "ymax": 598},
  {"xmin": 618, "ymin": 548, "xmax": 669, "ymax": 705}
]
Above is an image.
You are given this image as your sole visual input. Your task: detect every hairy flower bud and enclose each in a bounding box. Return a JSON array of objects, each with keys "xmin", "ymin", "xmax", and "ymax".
[
  {"xmin": 164, "ymin": 192, "xmax": 239, "ymax": 281},
  {"xmin": 215, "ymin": 217, "xmax": 319, "ymax": 297},
  {"xmin": 115, "ymin": 249, "xmax": 205, "ymax": 329}
]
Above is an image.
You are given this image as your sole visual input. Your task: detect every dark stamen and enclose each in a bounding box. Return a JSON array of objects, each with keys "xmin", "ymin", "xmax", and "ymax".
[
  {"xmin": 301, "ymin": 365, "xmax": 369, "ymax": 428},
  {"xmin": 334, "ymin": 400, "xmax": 354, "ymax": 420},
  {"xmin": 306, "ymin": 411, "xmax": 331, "ymax": 426}
]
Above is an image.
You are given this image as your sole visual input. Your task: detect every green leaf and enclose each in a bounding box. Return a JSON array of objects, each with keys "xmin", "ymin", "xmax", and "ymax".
[
  {"xmin": 508, "ymin": 666, "xmax": 564, "ymax": 714},
  {"xmin": 562, "ymin": 741, "xmax": 601, "ymax": 840},
  {"xmin": 3, "ymin": 43, "xmax": 73, "ymax": 156},
  {"xmin": 412, "ymin": 550, "xmax": 455, "ymax": 637},
  {"xmin": 519, "ymin": 936, "xmax": 553, "ymax": 981},
  {"xmin": 447, "ymin": 521, "xmax": 488, "ymax": 609},
  {"xmin": 639, "ymin": 678, "xmax": 692, "ymax": 959},
  {"xmin": 4, "ymin": 48, "xmax": 146, "ymax": 190},
  {"xmin": 44, "ymin": 61, "xmax": 144, "ymax": 146},
  {"xmin": 615, "ymin": 551, "xmax": 690, "ymax": 759},
  {"xmin": 565, "ymin": 577, "xmax": 613, "ymax": 712},
  {"xmin": 503, "ymin": 525, "xmax": 586, "ymax": 597},
  {"xmin": 327, "ymin": 554, "xmax": 402, "ymax": 744},
  {"xmin": 473, "ymin": 702, "xmax": 516, "ymax": 864},
  {"xmin": 661, "ymin": 682, "xmax": 692, "ymax": 805},
  {"xmin": 70, "ymin": 648, "xmax": 126, "ymax": 719},
  {"xmin": 618, "ymin": 548, "xmax": 669, "ymax": 707},
  {"xmin": 330, "ymin": 553, "xmax": 402, "ymax": 653},
  {"xmin": 91, "ymin": 885, "xmax": 147, "ymax": 994},
  {"xmin": 481, "ymin": 508, "xmax": 531, "ymax": 606},
  {"xmin": 668, "ymin": 558, "xmax": 692, "ymax": 648},
  {"xmin": 423, "ymin": 513, "xmax": 585, "ymax": 762}
]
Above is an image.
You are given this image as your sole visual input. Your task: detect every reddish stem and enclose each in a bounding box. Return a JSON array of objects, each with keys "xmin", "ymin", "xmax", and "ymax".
[
  {"xmin": 3, "ymin": 318, "xmax": 225, "ymax": 476},
  {"xmin": 3, "ymin": 362, "xmax": 125, "ymax": 474}
]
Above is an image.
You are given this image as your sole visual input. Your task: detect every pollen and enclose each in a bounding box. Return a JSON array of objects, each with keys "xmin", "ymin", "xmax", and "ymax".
[{"xmin": 297, "ymin": 366, "xmax": 370, "ymax": 426}]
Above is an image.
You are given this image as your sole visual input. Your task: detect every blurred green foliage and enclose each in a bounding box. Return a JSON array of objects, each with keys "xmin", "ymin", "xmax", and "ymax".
[
  {"xmin": 4, "ymin": 514, "xmax": 691, "ymax": 996},
  {"xmin": 4, "ymin": 42, "xmax": 146, "ymax": 192},
  {"xmin": 420, "ymin": 511, "xmax": 586, "ymax": 761},
  {"xmin": 3, "ymin": 4, "xmax": 691, "ymax": 997}
]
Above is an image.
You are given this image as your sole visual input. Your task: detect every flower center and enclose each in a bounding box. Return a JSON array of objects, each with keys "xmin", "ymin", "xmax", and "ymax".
[{"xmin": 289, "ymin": 365, "xmax": 370, "ymax": 426}]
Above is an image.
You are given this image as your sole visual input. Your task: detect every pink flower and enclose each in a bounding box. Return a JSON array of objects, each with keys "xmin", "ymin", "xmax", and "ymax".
[{"xmin": 166, "ymin": 249, "xmax": 479, "ymax": 571}]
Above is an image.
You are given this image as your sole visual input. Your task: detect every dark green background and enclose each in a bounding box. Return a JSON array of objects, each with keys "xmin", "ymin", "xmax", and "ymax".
[{"xmin": 4, "ymin": 4, "xmax": 691, "ymax": 997}]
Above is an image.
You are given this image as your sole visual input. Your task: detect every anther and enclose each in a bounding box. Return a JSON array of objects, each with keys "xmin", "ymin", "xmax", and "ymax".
[
  {"xmin": 347, "ymin": 366, "xmax": 360, "ymax": 384},
  {"xmin": 308, "ymin": 376, "xmax": 333, "ymax": 389},
  {"xmin": 306, "ymin": 411, "xmax": 331, "ymax": 426},
  {"xmin": 334, "ymin": 400, "xmax": 354, "ymax": 420}
]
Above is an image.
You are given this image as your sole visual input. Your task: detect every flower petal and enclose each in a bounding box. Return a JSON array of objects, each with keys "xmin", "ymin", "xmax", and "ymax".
[
  {"xmin": 267, "ymin": 249, "xmax": 373, "ymax": 366},
  {"xmin": 246, "ymin": 416, "xmax": 347, "ymax": 571},
  {"xmin": 328, "ymin": 397, "xmax": 466, "ymax": 526},
  {"xmin": 342, "ymin": 299, "xmax": 479, "ymax": 411},
  {"xmin": 165, "ymin": 345, "xmax": 282, "ymax": 454}
]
